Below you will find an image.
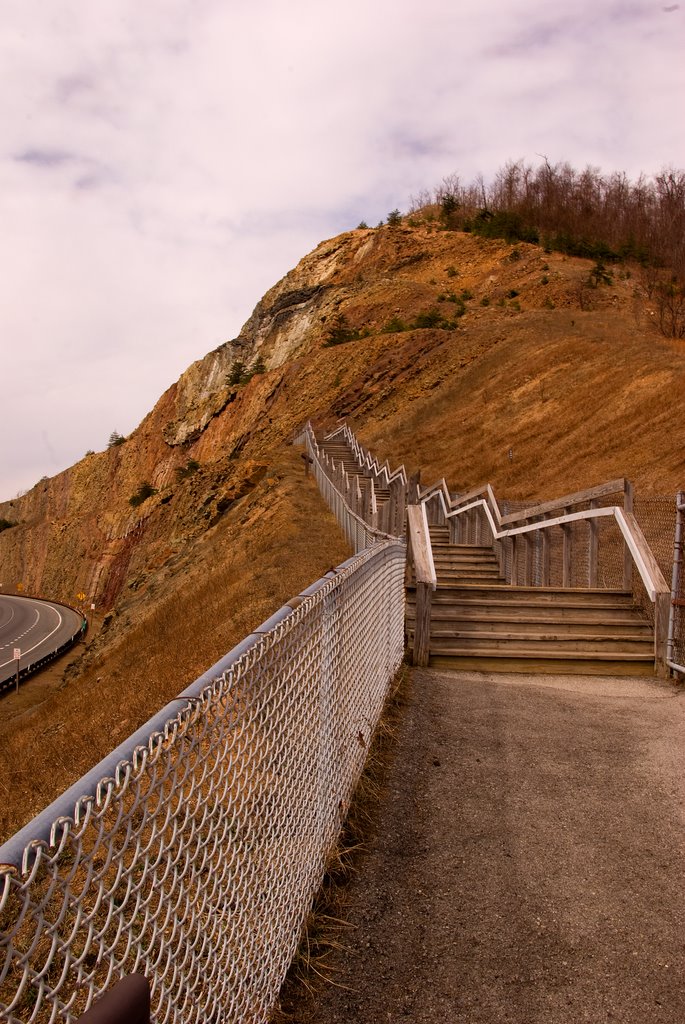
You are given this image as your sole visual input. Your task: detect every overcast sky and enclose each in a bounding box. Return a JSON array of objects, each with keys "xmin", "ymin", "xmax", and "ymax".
[{"xmin": 1, "ymin": 0, "xmax": 683, "ymax": 501}]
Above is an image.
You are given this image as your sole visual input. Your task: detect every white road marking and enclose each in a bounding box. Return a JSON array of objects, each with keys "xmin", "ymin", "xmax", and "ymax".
[{"xmin": 0, "ymin": 602, "xmax": 64, "ymax": 669}]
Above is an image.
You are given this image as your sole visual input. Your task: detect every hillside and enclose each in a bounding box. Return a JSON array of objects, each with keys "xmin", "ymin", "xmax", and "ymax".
[{"xmin": 1, "ymin": 224, "xmax": 684, "ymax": 842}]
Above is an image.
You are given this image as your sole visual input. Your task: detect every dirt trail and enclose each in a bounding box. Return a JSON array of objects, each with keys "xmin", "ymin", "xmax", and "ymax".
[{"xmin": 288, "ymin": 669, "xmax": 685, "ymax": 1023}]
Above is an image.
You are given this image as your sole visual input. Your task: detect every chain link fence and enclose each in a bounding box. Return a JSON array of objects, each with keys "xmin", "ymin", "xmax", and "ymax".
[{"xmin": 0, "ymin": 498, "xmax": 406, "ymax": 1021}]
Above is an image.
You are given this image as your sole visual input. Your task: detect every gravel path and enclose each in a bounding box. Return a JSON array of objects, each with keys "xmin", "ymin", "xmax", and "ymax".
[{"xmin": 286, "ymin": 669, "xmax": 685, "ymax": 1024}]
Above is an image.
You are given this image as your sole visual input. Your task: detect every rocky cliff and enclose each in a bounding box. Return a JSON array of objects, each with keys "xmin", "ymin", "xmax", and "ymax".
[{"xmin": 2, "ymin": 225, "xmax": 684, "ymax": 615}]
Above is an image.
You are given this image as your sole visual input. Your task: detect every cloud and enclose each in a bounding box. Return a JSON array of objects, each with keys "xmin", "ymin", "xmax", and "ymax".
[
  {"xmin": 0, "ymin": 0, "xmax": 684, "ymax": 499},
  {"xmin": 14, "ymin": 148, "xmax": 76, "ymax": 168}
]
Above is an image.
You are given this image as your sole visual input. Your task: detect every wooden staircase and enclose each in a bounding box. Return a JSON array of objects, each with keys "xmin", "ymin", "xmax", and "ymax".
[
  {"xmin": 406, "ymin": 526, "xmax": 655, "ymax": 675},
  {"xmin": 321, "ymin": 436, "xmax": 390, "ymax": 510}
]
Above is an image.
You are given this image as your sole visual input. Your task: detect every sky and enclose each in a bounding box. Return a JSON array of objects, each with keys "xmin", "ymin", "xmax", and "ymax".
[{"xmin": 1, "ymin": 0, "xmax": 684, "ymax": 501}]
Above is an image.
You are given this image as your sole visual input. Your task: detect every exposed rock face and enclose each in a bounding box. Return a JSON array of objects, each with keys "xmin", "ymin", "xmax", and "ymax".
[
  {"xmin": 0, "ymin": 231, "xmax": 363, "ymax": 609},
  {"xmin": 1, "ymin": 225, "xmax": 683, "ymax": 618}
]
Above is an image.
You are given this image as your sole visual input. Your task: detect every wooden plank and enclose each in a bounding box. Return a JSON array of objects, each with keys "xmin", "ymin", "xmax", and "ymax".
[
  {"xmin": 500, "ymin": 478, "xmax": 626, "ymax": 526},
  {"xmin": 387, "ymin": 477, "xmax": 399, "ymax": 536},
  {"xmin": 522, "ymin": 534, "xmax": 531, "ymax": 586},
  {"xmin": 445, "ymin": 482, "xmax": 490, "ymax": 509}
]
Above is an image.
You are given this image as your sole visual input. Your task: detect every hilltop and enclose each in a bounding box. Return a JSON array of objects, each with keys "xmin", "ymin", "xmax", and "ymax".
[{"xmin": 0, "ymin": 223, "xmax": 684, "ymax": 841}]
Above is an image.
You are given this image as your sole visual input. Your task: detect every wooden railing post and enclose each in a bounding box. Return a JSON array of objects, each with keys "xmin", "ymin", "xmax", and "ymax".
[
  {"xmin": 495, "ymin": 536, "xmax": 505, "ymax": 578},
  {"xmin": 414, "ymin": 583, "xmax": 433, "ymax": 667},
  {"xmin": 541, "ymin": 529, "xmax": 550, "ymax": 586},
  {"xmin": 407, "ymin": 470, "xmax": 421, "ymax": 504},
  {"xmin": 407, "ymin": 505, "xmax": 436, "ymax": 667},
  {"xmin": 388, "ymin": 477, "xmax": 407, "ymax": 536},
  {"xmin": 655, "ymin": 591, "xmax": 670, "ymax": 675},
  {"xmin": 511, "ymin": 534, "xmax": 519, "ymax": 585},
  {"xmin": 360, "ymin": 478, "xmax": 370, "ymax": 525},
  {"xmin": 623, "ymin": 480, "xmax": 634, "ymax": 591},
  {"xmin": 522, "ymin": 530, "xmax": 532, "ymax": 586},
  {"xmin": 588, "ymin": 499, "xmax": 599, "ymax": 587},
  {"xmin": 369, "ymin": 479, "xmax": 378, "ymax": 529},
  {"xmin": 449, "ymin": 508, "xmax": 460, "ymax": 544},
  {"xmin": 562, "ymin": 507, "xmax": 573, "ymax": 587},
  {"xmin": 354, "ymin": 476, "xmax": 363, "ymax": 516}
]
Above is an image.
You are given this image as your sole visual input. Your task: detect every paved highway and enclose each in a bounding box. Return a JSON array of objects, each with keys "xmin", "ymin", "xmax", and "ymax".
[{"xmin": 0, "ymin": 594, "xmax": 85, "ymax": 688}]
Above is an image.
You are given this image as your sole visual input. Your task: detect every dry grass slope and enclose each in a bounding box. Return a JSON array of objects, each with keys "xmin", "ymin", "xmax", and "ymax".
[{"xmin": 0, "ymin": 447, "xmax": 349, "ymax": 841}]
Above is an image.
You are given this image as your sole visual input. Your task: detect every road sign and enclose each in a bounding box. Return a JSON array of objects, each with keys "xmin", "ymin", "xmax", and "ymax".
[
  {"xmin": 76, "ymin": 592, "xmax": 86, "ymax": 602},
  {"xmin": 13, "ymin": 649, "xmax": 20, "ymax": 660},
  {"xmin": 16, "ymin": 582, "xmax": 23, "ymax": 591}
]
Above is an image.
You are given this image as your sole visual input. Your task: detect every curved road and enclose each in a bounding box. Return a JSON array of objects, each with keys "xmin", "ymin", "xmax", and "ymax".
[{"xmin": 0, "ymin": 595, "xmax": 85, "ymax": 688}]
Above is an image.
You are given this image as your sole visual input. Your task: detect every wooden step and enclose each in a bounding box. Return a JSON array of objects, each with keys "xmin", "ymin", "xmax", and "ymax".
[
  {"xmin": 406, "ymin": 595, "xmax": 646, "ymax": 619},
  {"xmin": 431, "ymin": 554, "xmax": 501, "ymax": 565},
  {"xmin": 408, "ymin": 585, "xmax": 639, "ymax": 606},
  {"xmin": 406, "ymin": 610, "xmax": 652, "ymax": 637},
  {"xmin": 424, "ymin": 632, "xmax": 653, "ymax": 655},
  {"xmin": 432, "ymin": 565, "xmax": 504, "ymax": 576},
  {"xmin": 428, "ymin": 652, "xmax": 656, "ymax": 676}
]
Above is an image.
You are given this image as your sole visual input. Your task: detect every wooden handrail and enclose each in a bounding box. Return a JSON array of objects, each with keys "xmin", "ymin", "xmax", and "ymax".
[
  {"xmin": 499, "ymin": 479, "xmax": 628, "ymax": 526},
  {"xmin": 406, "ymin": 505, "xmax": 436, "ymax": 589},
  {"xmin": 419, "ymin": 477, "xmax": 629, "ymax": 529}
]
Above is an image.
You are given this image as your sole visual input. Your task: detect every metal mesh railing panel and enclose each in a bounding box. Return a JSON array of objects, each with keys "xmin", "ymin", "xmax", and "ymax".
[{"xmin": 0, "ymin": 542, "xmax": 406, "ymax": 1024}]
